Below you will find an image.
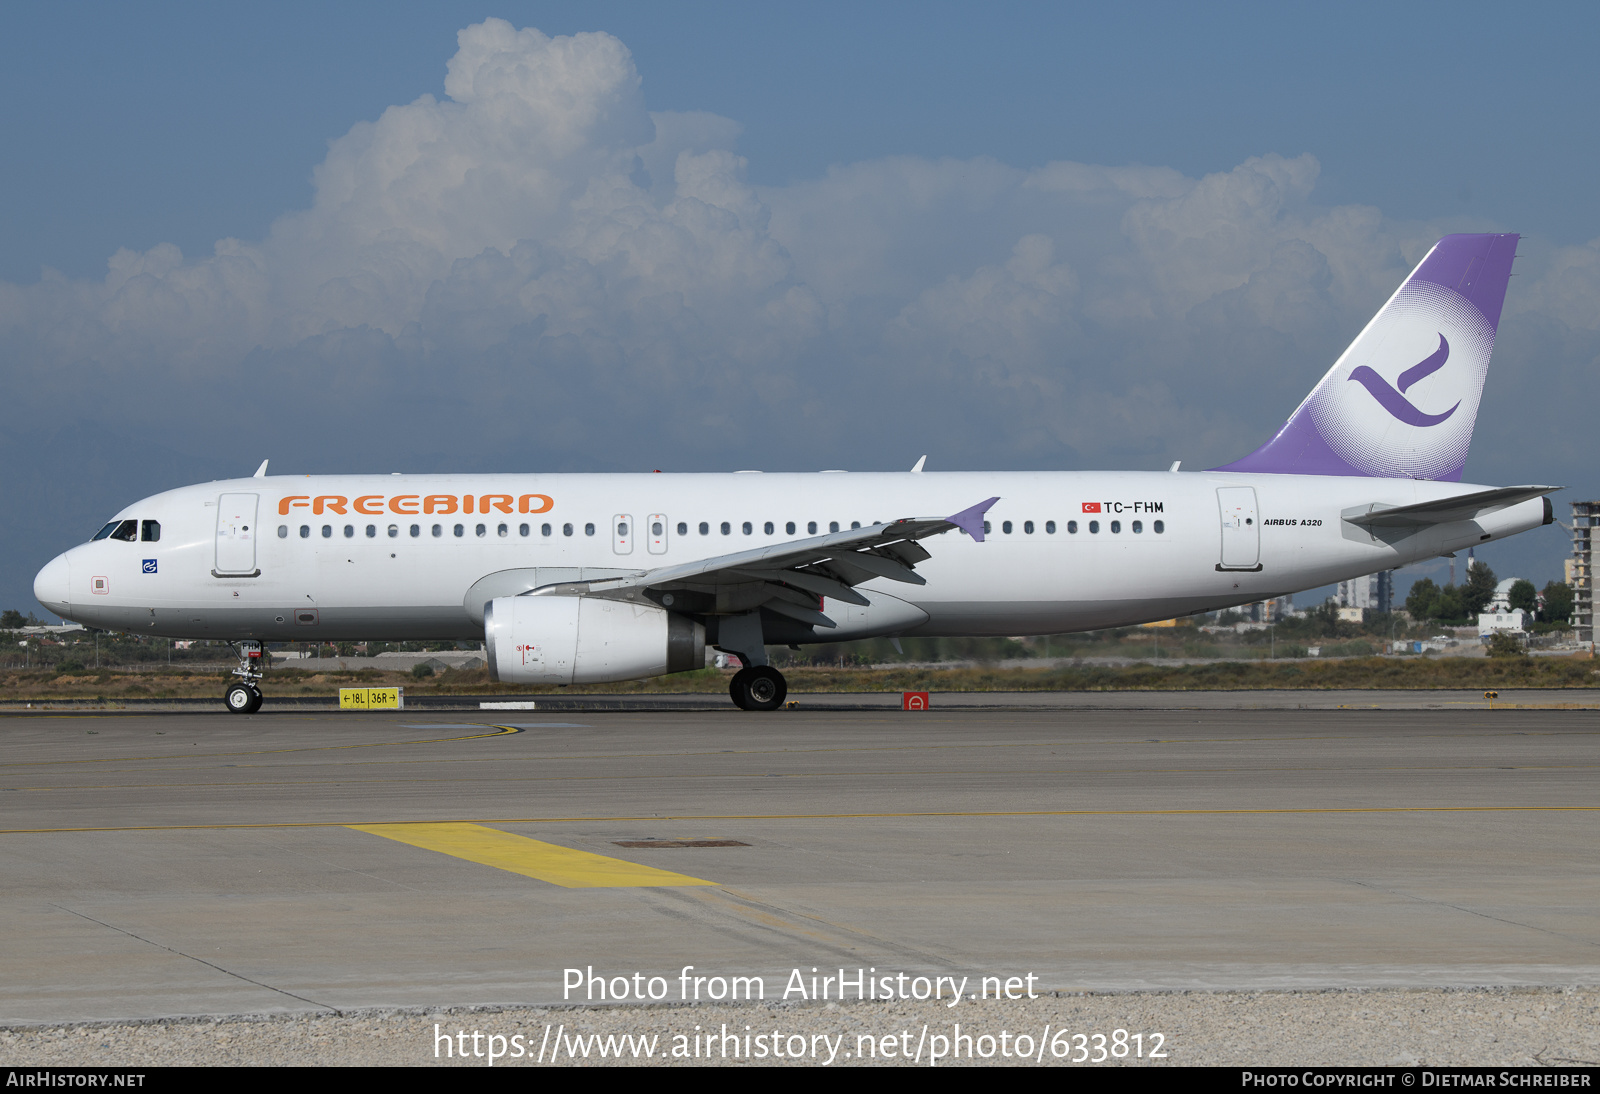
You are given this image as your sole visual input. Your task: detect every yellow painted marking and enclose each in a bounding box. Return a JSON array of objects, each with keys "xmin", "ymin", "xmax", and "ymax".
[
  {"xmin": 6, "ymin": 805, "xmax": 1600, "ymax": 836},
  {"xmin": 345, "ymin": 822, "xmax": 716, "ymax": 888}
]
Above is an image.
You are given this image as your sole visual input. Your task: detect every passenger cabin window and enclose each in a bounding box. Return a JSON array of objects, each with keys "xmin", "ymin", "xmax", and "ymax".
[
  {"xmin": 300, "ymin": 525, "xmax": 311, "ymax": 538},
  {"xmin": 1002, "ymin": 521, "xmax": 1013, "ymax": 534},
  {"xmin": 1132, "ymin": 520, "xmax": 1143, "ymax": 533},
  {"xmin": 808, "ymin": 522, "xmax": 818, "ymax": 534},
  {"xmin": 584, "ymin": 523, "xmax": 595, "ymax": 536},
  {"xmin": 278, "ymin": 525, "xmax": 288, "ymax": 538},
  {"xmin": 1068, "ymin": 520, "xmax": 1077, "ymax": 533},
  {"xmin": 344, "ymin": 525, "xmax": 354, "ymax": 538},
  {"xmin": 367, "ymin": 525, "xmax": 377, "ymax": 538},
  {"xmin": 1110, "ymin": 521, "xmax": 1121, "ymax": 533},
  {"xmin": 476, "ymin": 524, "xmax": 487, "ymax": 537},
  {"xmin": 410, "ymin": 524, "xmax": 421, "ymax": 537},
  {"xmin": 742, "ymin": 522, "xmax": 752, "ymax": 535},
  {"xmin": 1154, "ymin": 520, "xmax": 1165, "ymax": 534},
  {"xmin": 454, "ymin": 524, "xmax": 464, "ymax": 537},
  {"xmin": 721, "ymin": 522, "xmax": 731, "ymax": 535},
  {"xmin": 1045, "ymin": 521, "xmax": 1056, "ymax": 534},
  {"xmin": 1023, "ymin": 521, "xmax": 1034, "ymax": 534},
  {"xmin": 829, "ymin": 522, "xmax": 839, "ymax": 533},
  {"xmin": 786, "ymin": 522, "xmax": 795, "ymax": 535},
  {"xmin": 141, "ymin": 520, "xmax": 161, "ymax": 542},
  {"xmin": 699, "ymin": 522, "xmax": 709, "ymax": 535},
  {"xmin": 322, "ymin": 525, "xmax": 333, "ymax": 538},
  {"xmin": 1089, "ymin": 521, "xmax": 1099, "ymax": 533},
  {"xmin": 677, "ymin": 522, "xmax": 687, "ymax": 536},
  {"xmin": 387, "ymin": 524, "xmax": 399, "ymax": 538},
  {"xmin": 433, "ymin": 524, "xmax": 443, "ymax": 537},
  {"xmin": 519, "ymin": 523, "xmax": 529, "ymax": 536},
  {"xmin": 563, "ymin": 523, "xmax": 573, "ymax": 537}
]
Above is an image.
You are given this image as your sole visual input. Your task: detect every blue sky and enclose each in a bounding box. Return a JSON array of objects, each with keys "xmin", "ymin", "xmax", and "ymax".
[{"xmin": 3, "ymin": 2, "xmax": 1596, "ymax": 615}]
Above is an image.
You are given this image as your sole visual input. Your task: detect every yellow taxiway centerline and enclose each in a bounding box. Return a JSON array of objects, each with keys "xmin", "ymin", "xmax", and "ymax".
[{"xmin": 4, "ymin": 804, "xmax": 1600, "ymax": 836}]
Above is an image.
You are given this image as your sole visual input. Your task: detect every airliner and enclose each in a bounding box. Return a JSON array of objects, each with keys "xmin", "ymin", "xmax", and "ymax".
[{"xmin": 34, "ymin": 233, "xmax": 1553, "ymax": 713}]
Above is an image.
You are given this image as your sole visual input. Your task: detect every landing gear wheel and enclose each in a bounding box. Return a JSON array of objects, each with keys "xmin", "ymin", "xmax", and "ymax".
[
  {"xmin": 244, "ymin": 685, "xmax": 263, "ymax": 714},
  {"xmin": 730, "ymin": 666, "xmax": 787, "ymax": 712},
  {"xmin": 225, "ymin": 682, "xmax": 256, "ymax": 714}
]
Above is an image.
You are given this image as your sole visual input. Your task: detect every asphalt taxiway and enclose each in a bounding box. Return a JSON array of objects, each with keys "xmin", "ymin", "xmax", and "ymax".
[{"xmin": 1, "ymin": 699, "xmax": 1597, "ymax": 1025}]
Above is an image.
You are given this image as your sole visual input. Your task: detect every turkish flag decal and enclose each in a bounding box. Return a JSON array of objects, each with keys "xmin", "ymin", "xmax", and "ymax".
[{"xmin": 1082, "ymin": 502, "xmax": 1102, "ymax": 513}]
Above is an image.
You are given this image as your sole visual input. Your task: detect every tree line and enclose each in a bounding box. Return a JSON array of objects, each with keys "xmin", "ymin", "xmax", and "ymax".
[{"xmin": 1403, "ymin": 562, "xmax": 1571, "ymax": 626}]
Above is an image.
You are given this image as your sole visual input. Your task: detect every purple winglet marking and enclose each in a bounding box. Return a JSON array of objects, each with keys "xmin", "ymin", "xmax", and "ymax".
[{"xmin": 945, "ymin": 496, "xmax": 1000, "ymax": 542}]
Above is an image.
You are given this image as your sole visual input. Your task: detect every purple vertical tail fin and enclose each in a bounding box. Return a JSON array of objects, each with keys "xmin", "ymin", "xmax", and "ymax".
[{"xmin": 1211, "ymin": 233, "xmax": 1518, "ymax": 481}]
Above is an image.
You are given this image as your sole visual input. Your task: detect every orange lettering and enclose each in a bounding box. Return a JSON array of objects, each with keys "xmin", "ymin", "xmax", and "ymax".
[
  {"xmin": 481, "ymin": 494, "xmax": 514, "ymax": 514},
  {"xmin": 423, "ymin": 495, "xmax": 458, "ymax": 515},
  {"xmin": 389, "ymin": 495, "xmax": 419, "ymax": 515},
  {"xmin": 464, "ymin": 494, "xmax": 475, "ymax": 514},
  {"xmin": 312, "ymin": 495, "xmax": 348, "ymax": 515},
  {"xmin": 519, "ymin": 494, "xmax": 554, "ymax": 514},
  {"xmin": 278, "ymin": 496, "xmax": 311, "ymax": 515},
  {"xmin": 353, "ymin": 495, "xmax": 385, "ymax": 515}
]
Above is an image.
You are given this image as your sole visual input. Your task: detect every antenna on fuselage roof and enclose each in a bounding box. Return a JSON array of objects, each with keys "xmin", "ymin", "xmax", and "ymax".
[
  {"xmin": 253, "ymin": 459, "xmax": 269, "ymax": 478},
  {"xmin": 910, "ymin": 455, "xmax": 927, "ymax": 473}
]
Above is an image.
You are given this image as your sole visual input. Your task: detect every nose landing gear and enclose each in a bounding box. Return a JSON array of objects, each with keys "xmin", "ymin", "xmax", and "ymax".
[
  {"xmin": 225, "ymin": 681, "xmax": 262, "ymax": 714},
  {"xmin": 224, "ymin": 641, "xmax": 264, "ymax": 714}
]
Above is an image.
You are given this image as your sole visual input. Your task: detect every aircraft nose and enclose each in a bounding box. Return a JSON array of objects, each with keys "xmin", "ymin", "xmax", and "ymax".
[{"xmin": 33, "ymin": 552, "xmax": 71, "ymax": 618}]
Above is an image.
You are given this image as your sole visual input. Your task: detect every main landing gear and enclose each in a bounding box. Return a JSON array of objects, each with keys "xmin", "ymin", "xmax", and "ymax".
[
  {"xmin": 224, "ymin": 641, "xmax": 264, "ymax": 714},
  {"xmin": 729, "ymin": 665, "xmax": 787, "ymax": 711}
]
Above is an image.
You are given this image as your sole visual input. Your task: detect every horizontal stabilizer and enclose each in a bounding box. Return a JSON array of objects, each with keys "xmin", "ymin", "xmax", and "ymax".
[{"xmin": 1342, "ymin": 486, "xmax": 1558, "ymax": 528}]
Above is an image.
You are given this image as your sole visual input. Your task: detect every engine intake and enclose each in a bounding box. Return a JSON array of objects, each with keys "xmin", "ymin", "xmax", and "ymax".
[{"xmin": 484, "ymin": 595, "xmax": 703, "ymax": 684}]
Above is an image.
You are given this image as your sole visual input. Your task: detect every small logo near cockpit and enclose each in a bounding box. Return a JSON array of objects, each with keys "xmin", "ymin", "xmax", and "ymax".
[{"xmin": 142, "ymin": 559, "xmax": 158, "ymax": 574}]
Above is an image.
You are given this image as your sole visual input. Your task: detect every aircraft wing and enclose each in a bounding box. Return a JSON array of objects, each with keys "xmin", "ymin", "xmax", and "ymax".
[
  {"xmin": 1342, "ymin": 485, "xmax": 1559, "ymax": 529},
  {"xmin": 525, "ymin": 496, "xmax": 999, "ymax": 628}
]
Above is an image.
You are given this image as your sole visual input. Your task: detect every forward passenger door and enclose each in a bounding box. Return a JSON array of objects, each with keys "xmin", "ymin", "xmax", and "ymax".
[{"xmin": 214, "ymin": 493, "xmax": 260, "ymax": 577}]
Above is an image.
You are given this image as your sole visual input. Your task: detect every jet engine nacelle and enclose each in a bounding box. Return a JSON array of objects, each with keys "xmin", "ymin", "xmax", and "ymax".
[{"xmin": 484, "ymin": 595, "xmax": 704, "ymax": 685}]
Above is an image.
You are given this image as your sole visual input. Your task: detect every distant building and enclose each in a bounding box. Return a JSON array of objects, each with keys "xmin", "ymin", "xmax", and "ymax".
[
  {"xmin": 1570, "ymin": 501, "xmax": 1599, "ymax": 642},
  {"xmin": 1478, "ymin": 609, "xmax": 1530, "ymax": 640},
  {"xmin": 1245, "ymin": 596, "xmax": 1293, "ymax": 623},
  {"xmin": 1337, "ymin": 571, "xmax": 1392, "ymax": 613},
  {"xmin": 1486, "ymin": 577, "xmax": 1527, "ymax": 613}
]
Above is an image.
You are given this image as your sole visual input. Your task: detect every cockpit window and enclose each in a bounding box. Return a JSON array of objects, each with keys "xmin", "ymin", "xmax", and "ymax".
[
  {"xmin": 95, "ymin": 519, "xmax": 138, "ymax": 542},
  {"xmin": 141, "ymin": 520, "xmax": 160, "ymax": 542}
]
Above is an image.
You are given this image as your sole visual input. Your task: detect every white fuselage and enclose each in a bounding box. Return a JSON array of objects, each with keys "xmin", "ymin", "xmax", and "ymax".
[{"xmin": 35, "ymin": 470, "xmax": 1547, "ymax": 645}]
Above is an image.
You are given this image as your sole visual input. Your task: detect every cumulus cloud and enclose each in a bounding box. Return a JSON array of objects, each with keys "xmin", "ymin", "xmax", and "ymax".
[{"xmin": 1, "ymin": 13, "xmax": 1594, "ymax": 496}]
